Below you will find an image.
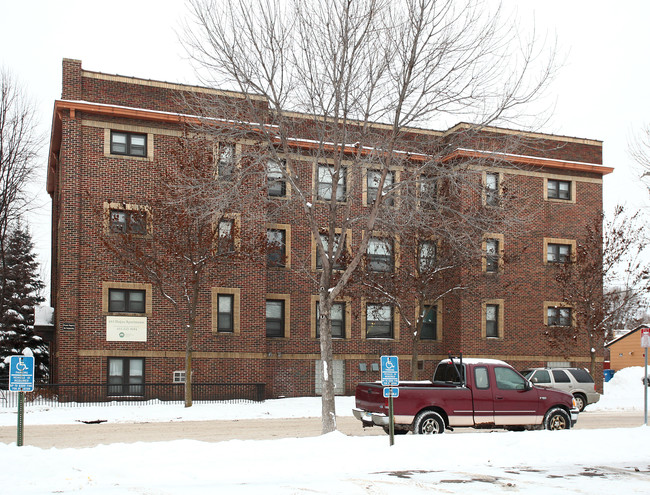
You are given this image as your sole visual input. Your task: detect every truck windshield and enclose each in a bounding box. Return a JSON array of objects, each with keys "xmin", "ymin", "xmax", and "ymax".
[{"xmin": 434, "ymin": 362, "xmax": 465, "ymax": 384}]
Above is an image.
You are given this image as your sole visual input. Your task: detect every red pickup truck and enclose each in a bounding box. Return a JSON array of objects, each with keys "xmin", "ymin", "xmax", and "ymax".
[{"xmin": 353, "ymin": 357, "xmax": 578, "ymax": 434}]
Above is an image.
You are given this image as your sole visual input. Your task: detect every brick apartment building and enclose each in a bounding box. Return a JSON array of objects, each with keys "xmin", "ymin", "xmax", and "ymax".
[{"xmin": 46, "ymin": 59, "xmax": 612, "ymax": 398}]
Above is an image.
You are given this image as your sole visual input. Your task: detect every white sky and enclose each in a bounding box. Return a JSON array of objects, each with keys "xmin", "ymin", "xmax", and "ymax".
[{"xmin": 1, "ymin": 0, "xmax": 649, "ymax": 300}]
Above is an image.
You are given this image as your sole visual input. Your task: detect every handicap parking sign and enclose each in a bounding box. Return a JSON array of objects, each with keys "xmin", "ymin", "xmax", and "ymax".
[
  {"xmin": 380, "ymin": 355, "xmax": 399, "ymax": 387},
  {"xmin": 9, "ymin": 356, "xmax": 35, "ymax": 392}
]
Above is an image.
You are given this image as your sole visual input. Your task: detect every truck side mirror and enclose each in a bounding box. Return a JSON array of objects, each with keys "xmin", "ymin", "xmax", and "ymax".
[{"xmin": 524, "ymin": 380, "xmax": 532, "ymax": 391}]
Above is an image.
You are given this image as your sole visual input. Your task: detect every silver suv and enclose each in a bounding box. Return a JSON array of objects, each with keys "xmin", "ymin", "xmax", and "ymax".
[{"xmin": 522, "ymin": 367, "xmax": 600, "ymax": 412}]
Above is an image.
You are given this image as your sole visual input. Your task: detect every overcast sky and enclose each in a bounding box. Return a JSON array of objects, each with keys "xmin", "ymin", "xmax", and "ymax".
[{"xmin": 1, "ymin": 0, "xmax": 649, "ymax": 300}]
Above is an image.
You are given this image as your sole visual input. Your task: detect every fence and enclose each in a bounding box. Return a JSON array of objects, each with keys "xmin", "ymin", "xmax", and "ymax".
[{"xmin": 0, "ymin": 382, "xmax": 266, "ymax": 408}]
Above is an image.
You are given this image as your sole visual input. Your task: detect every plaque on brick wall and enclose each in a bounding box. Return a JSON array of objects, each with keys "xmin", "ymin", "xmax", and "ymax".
[
  {"xmin": 106, "ymin": 316, "xmax": 147, "ymax": 342},
  {"xmin": 62, "ymin": 322, "xmax": 76, "ymax": 332}
]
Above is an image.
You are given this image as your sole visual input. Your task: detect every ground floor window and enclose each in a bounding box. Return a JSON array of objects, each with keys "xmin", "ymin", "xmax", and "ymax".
[{"xmin": 107, "ymin": 357, "xmax": 144, "ymax": 397}]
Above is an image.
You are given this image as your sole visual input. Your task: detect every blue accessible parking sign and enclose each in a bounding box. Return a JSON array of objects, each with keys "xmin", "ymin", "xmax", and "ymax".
[
  {"xmin": 9, "ymin": 356, "xmax": 35, "ymax": 392},
  {"xmin": 380, "ymin": 355, "xmax": 399, "ymax": 386}
]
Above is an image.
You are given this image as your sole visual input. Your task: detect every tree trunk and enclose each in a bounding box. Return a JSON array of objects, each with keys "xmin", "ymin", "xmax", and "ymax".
[
  {"xmin": 411, "ymin": 331, "xmax": 420, "ymax": 381},
  {"xmin": 318, "ymin": 291, "xmax": 337, "ymax": 434},
  {"xmin": 185, "ymin": 325, "xmax": 194, "ymax": 408}
]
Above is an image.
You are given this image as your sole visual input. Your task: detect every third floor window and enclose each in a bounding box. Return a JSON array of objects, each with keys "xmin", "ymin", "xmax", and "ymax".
[{"xmin": 110, "ymin": 131, "xmax": 146, "ymax": 157}]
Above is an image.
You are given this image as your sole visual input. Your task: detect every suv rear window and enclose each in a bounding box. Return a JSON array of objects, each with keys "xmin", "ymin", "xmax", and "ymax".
[
  {"xmin": 552, "ymin": 370, "xmax": 570, "ymax": 383},
  {"xmin": 567, "ymin": 368, "xmax": 594, "ymax": 383}
]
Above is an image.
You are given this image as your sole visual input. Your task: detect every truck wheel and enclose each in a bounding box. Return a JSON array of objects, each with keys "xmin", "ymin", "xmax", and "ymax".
[
  {"xmin": 414, "ymin": 410, "xmax": 445, "ymax": 434},
  {"xmin": 544, "ymin": 407, "xmax": 571, "ymax": 431},
  {"xmin": 573, "ymin": 394, "xmax": 586, "ymax": 412}
]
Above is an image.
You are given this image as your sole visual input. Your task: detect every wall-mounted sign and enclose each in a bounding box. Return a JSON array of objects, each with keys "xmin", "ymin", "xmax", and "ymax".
[
  {"xmin": 106, "ymin": 316, "xmax": 147, "ymax": 342},
  {"xmin": 62, "ymin": 322, "xmax": 76, "ymax": 332}
]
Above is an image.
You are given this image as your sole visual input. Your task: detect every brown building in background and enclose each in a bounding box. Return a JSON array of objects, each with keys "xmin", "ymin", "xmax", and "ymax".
[{"xmin": 46, "ymin": 59, "xmax": 612, "ymax": 398}]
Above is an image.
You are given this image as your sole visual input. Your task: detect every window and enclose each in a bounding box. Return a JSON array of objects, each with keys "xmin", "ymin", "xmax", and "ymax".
[
  {"xmin": 366, "ymin": 303, "xmax": 394, "ymax": 339},
  {"xmin": 366, "ymin": 169, "xmax": 395, "ymax": 206},
  {"xmin": 485, "ymin": 238, "xmax": 500, "ymax": 273},
  {"xmin": 548, "ymin": 179, "xmax": 571, "ymax": 200},
  {"xmin": 111, "ymin": 131, "xmax": 147, "ymax": 157},
  {"xmin": 419, "ymin": 176, "xmax": 437, "ymax": 209},
  {"xmin": 267, "ymin": 159, "xmax": 287, "ymax": 197},
  {"xmin": 367, "ymin": 236, "xmax": 393, "ymax": 272},
  {"xmin": 552, "ymin": 369, "xmax": 571, "ymax": 383},
  {"xmin": 485, "ymin": 172, "xmax": 499, "ymax": 206},
  {"xmin": 528, "ymin": 369, "xmax": 551, "ymax": 384},
  {"xmin": 316, "ymin": 232, "xmax": 345, "ymax": 270},
  {"xmin": 217, "ymin": 143, "xmax": 235, "ymax": 179},
  {"xmin": 108, "ymin": 288, "xmax": 146, "ymax": 313},
  {"xmin": 418, "ymin": 240, "xmax": 437, "ymax": 273},
  {"xmin": 173, "ymin": 371, "xmax": 186, "ymax": 383},
  {"xmin": 107, "ymin": 357, "xmax": 144, "ymax": 396},
  {"xmin": 267, "ymin": 229, "xmax": 286, "ymax": 267},
  {"xmin": 217, "ymin": 294, "xmax": 234, "ymax": 332},
  {"xmin": 211, "ymin": 288, "xmax": 240, "ymax": 334},
  {"xmin": 494, "ymin": 366, "xmax": 526, "ymax": 390},
  {"xmin": 266, "ymin": 299, "xmax": 285, "ymax": 337},
  {"xmin": 420, "ymin": 305, "xmax": 438, "ymax": 340},
  {"xmin": 216, "ymin": 218, "xmax": 235, "ymax": 253},
  {"xmin": 567, "ymin": 368, "xmax": 594, "ymax": 384},
  {"xmin": 485, "ymin": 303, "xmax": 499, "ymax": 338},
  {"xmin": 316, "ymin": 302, "xmax": 346, "ymax": 339},
  {"xmin": 317, "ymin": 164, "xmax": 347, "ymax": 201},
  {"xmin": 547, "ymin": 306, "xmax": 572, "ymax": 326},
  {"xmin": 547, "ymin": 243, "xmax": 572, "ymax": 263},
  {"xmin": 474, "ymin": 367, "xmax": 490, "ymax": 389},
  {"xmin": 109, "ymin": 209, "xmax": 147, "ymax": 235}
]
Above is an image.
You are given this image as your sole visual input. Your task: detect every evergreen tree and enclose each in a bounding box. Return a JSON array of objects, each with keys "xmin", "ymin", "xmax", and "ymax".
[{"xmin": 0, "ymin": 223, "xmax": 47, "ymax": 385}]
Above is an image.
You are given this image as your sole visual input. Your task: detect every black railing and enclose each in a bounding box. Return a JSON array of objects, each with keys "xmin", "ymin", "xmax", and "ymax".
[{"xmin": 0, "ymin": 382, "xmax": 266, "ymax": 408}]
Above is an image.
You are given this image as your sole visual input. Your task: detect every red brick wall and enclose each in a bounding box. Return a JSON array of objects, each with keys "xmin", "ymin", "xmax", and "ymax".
[{"xmin": 49, "ymin": 59, "xmax": 606, "ymax": 397}]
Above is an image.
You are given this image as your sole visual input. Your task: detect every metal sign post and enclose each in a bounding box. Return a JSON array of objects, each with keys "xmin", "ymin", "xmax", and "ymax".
[
  {"xmin": 381, "ymin": 356, "xmax": 399, "ymax": 446},
  {"xmin": 9, "ymin": 356, "xmax": 34, "ymax": 447},
  {"xmin": 641, "ymin": 328, "xmax": 650, "ymax": 426}
]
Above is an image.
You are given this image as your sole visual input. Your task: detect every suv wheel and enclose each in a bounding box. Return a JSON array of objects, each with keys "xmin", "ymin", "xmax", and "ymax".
[{"xmin": 573, "ymin": 393, "xmax": 587, "ymax": 412}]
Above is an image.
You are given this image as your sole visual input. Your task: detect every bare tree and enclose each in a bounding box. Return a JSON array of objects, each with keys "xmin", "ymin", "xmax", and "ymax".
[
  {"xmin": 181, "ymin": 0, "xmax": 556, "ymax": 433},
  {"xmin": 0, "ymin": 68, "xmax": 42, "ymax": 328},
  {"xmin": 553, "ymin": 206, "xmax": 650, "ymax": 375},
  {"xmin": 100, "ymin": 133, "xmax": 264, "ymax": 407},
  {"xmin": 630, "ymin": 124, "xmax": 650, "ymax": 193}
]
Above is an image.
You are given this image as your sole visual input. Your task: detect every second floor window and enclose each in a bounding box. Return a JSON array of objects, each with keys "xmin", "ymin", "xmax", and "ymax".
[
  {"xmin": 548, "ymin": 307, "xmax": 572, "ymax": 326},
  {"xmin": 547, "ymin": 243, "xmax": 571, "ymax": 263},
  {"xmin": 267, "ymin": 229, "xmax": 286, "ymax": 267},
  {"xmin": 485, "ymin": 303, "xmax": 499, "ymax": 338},
  {"xmin": 317, "ymin": 164, "xmax": 346, "ymax": 201},
  {"xmin": 317, "ymin": 233, "xmax": 344, "ymax": 270},
  {"xmin": 366, "ymin": 303, "xmax": 393, "ymax": 339},
  {"xmin": 108, "ymin": 288, "xmax": 146, "ymax": 313},
  {"xmin": 316, "ymin": 302, "xmax": 345, "ymax": 339},
  {"xmin": 420, "ymin": 305, "xmax": 438, "ymax": 340},
  {"xmin": 548, "ymin": 179, "xmax": 571, "ymax": 200},
  {"xmin": 217, "ymin": 294, "xmax": 234, "ymax": 332},
  {"xmin": 367, "ymin": 236, "xmax": 393, "ymax": 272},
  {"xmin": 111, "ymin": 131, "xmax": 147, "ymax": 157},
  {"xmin": 216, "ymin": 219, "xmax": 234, "ymax": 253},
  {"xmin": 418, "ymin": 240, "xmax": 437, "ymax": 273},
  {"xmin": 110, "ymin": 209, "xmax": 147, "ymax": 235},
  {"xmin": 485, "ymin": 238, "xmax": 500, "ymax": 273}
]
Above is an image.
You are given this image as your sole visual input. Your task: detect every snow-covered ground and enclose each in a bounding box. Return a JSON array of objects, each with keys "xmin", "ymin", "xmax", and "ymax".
[{"xmin": 1, "ymin": 367, "xmax": 649, "ymax": 493}]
